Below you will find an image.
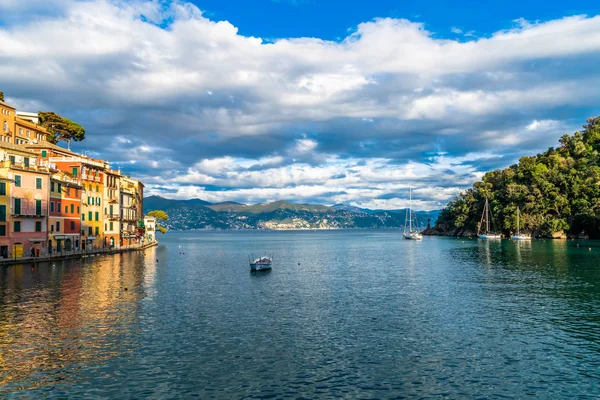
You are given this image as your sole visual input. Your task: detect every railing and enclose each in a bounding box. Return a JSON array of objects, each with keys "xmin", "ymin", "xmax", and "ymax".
[
  {"xmin": 104, "ymin": 213, "xmax": 120, "ymax": 220},
  {"xmin": 49, "ymin": 156, "xmax": 104, "ymax": 169},
  {"xmin": 11, "ymin": 206, "xmax": 45, "ymax": 217},
  {"xmin": 95, "ymin": 176, "xmax": 101, "ymax": 183}
]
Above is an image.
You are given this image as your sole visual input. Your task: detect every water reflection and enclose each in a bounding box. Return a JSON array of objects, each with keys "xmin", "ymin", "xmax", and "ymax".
[{"xmin": 0, "ymin": 248, "xmax": 156, "ymax": 394}]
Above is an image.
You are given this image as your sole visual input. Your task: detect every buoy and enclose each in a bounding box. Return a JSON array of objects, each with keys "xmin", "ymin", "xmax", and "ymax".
[
  {"xmin": 298, "ymin": 262, "xmax": 300, "ymax": 265},
  {"xmin": 589, "ymin": 248, "xmax": 592, "ymax": 251},
  {"xmin": 124, "ymin": 286, "xmax": 128, "ymax": 290},
  {"xmin": 156, "ymin": 259, "xmax": 159, "ymax": 262},
  {"xmin": 220, "ymin": 252, "xmax": 222, "ymax": 254}
]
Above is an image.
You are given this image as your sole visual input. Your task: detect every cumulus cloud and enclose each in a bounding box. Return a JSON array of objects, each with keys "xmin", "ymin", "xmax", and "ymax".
[{"xmin": 0, "ymin": 0, "xmax": 599, "ymax": 209}]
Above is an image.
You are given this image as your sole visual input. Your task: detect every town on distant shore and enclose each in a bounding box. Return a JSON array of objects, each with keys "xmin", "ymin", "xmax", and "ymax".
[
  {"xmin": 0, "ymin": 93, "xmax": 153, "ymax": 258},
  {"xmin": 143, "ymin": 196, "xmax": 441, "ymax": 231},
  {"xmin": 426, "ymin": 116, "xmax": 600, "ymax": 239}
]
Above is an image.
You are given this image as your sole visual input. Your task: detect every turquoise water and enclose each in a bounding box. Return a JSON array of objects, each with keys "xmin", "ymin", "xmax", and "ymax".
[{"xmin": 1, "ymin": 231, "xmax": 600, "ymax": 398}]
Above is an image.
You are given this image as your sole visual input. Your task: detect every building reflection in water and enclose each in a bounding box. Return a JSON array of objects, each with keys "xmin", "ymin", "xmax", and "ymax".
[{"xmin": 0, "ymin": 247, "xmax": 156, "ymax": 394}]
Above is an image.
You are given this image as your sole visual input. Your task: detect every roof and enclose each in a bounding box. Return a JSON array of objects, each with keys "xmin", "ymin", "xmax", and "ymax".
[
  {"xmin": 0, "ymin": 100, "xmax": 16, "ymax": 110},
  {"xmin": 25, "ymin": 141, "xmax": 78, "ymax": 157},
  {"xmin": 0, "ymin": 142, "xmax": 38, "ymax": 156},
  {"xmin": 15, "ymin": 117, "xmax": 47, "ymax": 132}
]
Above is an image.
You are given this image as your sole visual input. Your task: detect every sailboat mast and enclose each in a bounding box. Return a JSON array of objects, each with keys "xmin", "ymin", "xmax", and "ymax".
[
  {"xmin": 485, "ymin": 198, "xmax": 490, "ymax": 233},
  {"xmin": 409, "ymin": 188, "xmax": 412, "ymax": 232},
  {"xmin": 517, "ymin": 207, "xmax": 520, "ymax": 235}
]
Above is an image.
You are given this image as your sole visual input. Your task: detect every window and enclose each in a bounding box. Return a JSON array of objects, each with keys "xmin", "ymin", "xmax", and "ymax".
[
  {"xmin": 57, "ymin": 183, "xmax": 62, "ymax": 193},
  {"xmin": 82, "ymin": 213, "xmax": 85, "ymax": 221},
  {"xmin": 36, "ymin": 200, "xmax": 42, "ymax": 215},
  {"xmin": 109, "ymin": 205, "xmax": 113, "ymax": 215},
  {"xmin": 9, "ymin": 155, "xmax": 14, "ymax": 165},
  {"xmin": 0, "ymin": 205, "xmax": 5, "ymax": 222},
  {"xmin": 0, "ymin": 225, "xmax": 5, "ymax": 236},
  {"xmin": 67, "ymin": 187, "xmax": 71, "ymax": 196},
  {"xmin": 96, "ymin": 186, "xmax": 99, "ymax": 192},
  {"xmin": 41, "ymin": 150, "xmax": 47, "ymax": 158},
  {"xmin": 51, "ymin": 182, "xmax": 55, "ymax": 191},
  {"xmin": 50, "ymin": 202, "xmax": 54, "ymax": 213},
  {"xmin": 95, "ymin": 227, "xmax": 99, "ymax": 236},
  {"xmin": 72, "ymin": 167, "xmax": 78, "ymax": 177},
  {"xmin": 57, "ymin": 202, "xmax": 61, "ymax": 213},
  {"xmin": 51, "ymin": 224, "xmax": 54, "ymax": 233},
  {"xmin": 95, "ymin": 212, "xmax": 99, "ymax": 221},
  {"xmin": 64, "ymin": 205, "xmax": 68, "ymax": 213},
  {"xmin": 75, "ymin": 189, "xmax": 79, "ymax": 197},
  {"xmin": 70, "ymin": 221, "xmax": 75, "ymax": 230},
  {"xmin": 14, "ymin": 221, "xmax": 20, "ymax": 233},
  {"xmin": 26, "ymin": 130, "xmax": 30, "ymax": 138},
  {"xmin": 77, "ymin": 206, "xmax": 80, "ymax": 214},
  {"xmin": 35, "ymin": 221, "xmax": 42, "ymax": 232},
  {"xmin": 24, "ymin": 158, "xmax": 29, "ymax": 168},
  {"xmin": 2, "ymin": 121, "xmax": 6, "ymax": 132},
  {"xmin": 97, "ymin": 197, "xmax": 101, "ymax": 206},
  {"xmin": 110, "ymin": 222, "xmax": 113, "ymax": 231},
  {"xmin": 14, "ymin": 198, "xmax": 21, "ymax": 214},
  {"xmin": 56, "ymin": 221, "xmax": 60, "ymax": 232},
  {"xmin": 88, "ymin": 227, "xmax": 92, "ymax": 236},
  {"xmin": 14, "ymin": 175, "xmax": 21, "ymax": 187},
  {"xmin": 18, "ymin": 128, "xmax": 22, "ymax": 135},
  {"xmin": 70, "ymin": 204, "xmax": 74, "ymax": 213},
  {"xmin": 0, "ymin": 182, "xmax": 5, "ymax": 196},
  {"xmin": 88, "ymin": 212, "xmax": 92, "ymax": 220},
  {"xmin": 36, "ymin": 177, "xmax": 42, "ymax": 189}
]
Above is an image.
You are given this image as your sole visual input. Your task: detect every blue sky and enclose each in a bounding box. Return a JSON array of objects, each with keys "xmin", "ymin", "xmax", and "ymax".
[
  {"xmin": 193, "ymin": 0, "xmax": 597, "ymax": 41},
  {"xmin": 1, "ymin": 0, "xmax": 600, "ymax": 210}
]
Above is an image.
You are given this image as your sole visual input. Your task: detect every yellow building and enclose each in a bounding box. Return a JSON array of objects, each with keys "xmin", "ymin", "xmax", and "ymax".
[
  {"xmin": 13, "ymin": 117, "xmax": 49, "ymax": 146},
  {"xmin": 1, "ymin": 100, "xmax": 16, "ymax": 145},
  {"xmin": 80, "ymin": 161, "xmax": 105, "ymax": 250}
]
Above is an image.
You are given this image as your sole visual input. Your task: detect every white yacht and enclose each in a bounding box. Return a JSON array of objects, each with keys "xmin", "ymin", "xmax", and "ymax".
[
  {"xmin": 403, "ymin": 188, "xmax": 423, "ymax": 240},
  {"xmin": 510, "ymin": 207, "xmax": 531, "ymax": 240},
  {"xmin": 478, "ymin": 197, "xmax": 502, "ymax": 239}
]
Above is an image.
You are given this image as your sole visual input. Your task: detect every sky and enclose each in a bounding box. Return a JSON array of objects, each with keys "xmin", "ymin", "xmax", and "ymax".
[{"xmin": 1, "ymin": 0, "xmax": 600, "ymax": 210}]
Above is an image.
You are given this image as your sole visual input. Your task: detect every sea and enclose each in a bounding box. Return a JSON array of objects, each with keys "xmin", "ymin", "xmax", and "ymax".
[{"xmin": 1, "ymin": 230, "xmax": 600, "ymax": 398}]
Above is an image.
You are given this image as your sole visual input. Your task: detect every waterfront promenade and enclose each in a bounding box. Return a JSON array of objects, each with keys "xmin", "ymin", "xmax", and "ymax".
[{"xmin": 0, "ymin": 241, "xmax": 158, "ymax": 267}]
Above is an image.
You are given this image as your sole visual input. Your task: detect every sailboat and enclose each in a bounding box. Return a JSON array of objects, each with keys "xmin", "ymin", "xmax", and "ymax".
[
  {"xmin": 403, "ymin": 188, "xmax": 423, "ymax": 240},
  {"xmin": 510, "ymin": 207, "xmax": 531, "ymax": 240},
  {"xmin": 477, "ymin": 197, "xmax": 502, "ymax": 239}
]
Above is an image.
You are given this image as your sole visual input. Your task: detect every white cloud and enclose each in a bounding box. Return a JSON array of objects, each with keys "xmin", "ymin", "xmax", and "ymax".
[{"xmin": 0, "ymin": 1, "xmax": 599, "ymax": 207}]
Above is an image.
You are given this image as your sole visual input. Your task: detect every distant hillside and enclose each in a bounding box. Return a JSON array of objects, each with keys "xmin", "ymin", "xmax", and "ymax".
[{"xmin": 144, "ymin": 196, "xmax": 440, "ymax": 231}]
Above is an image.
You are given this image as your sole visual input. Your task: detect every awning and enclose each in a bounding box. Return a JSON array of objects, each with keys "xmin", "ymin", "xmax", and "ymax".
[
  {"xmin": 86, "ymin": 236, "xmax": 96, "ymax": 241},
  {"xmin": 29, "ymin": 239, "xmax": 45, "ymax": 243},
  {"xmin": 52, "ymin": 234, "xmax": 79, "ymax": 240}
]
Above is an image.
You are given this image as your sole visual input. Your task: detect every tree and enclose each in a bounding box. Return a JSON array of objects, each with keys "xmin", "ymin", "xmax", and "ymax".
[
  {"xmin": 0, "ymin": 91, "xmax": 4, "ymax": 102},
  {"xmin": 38, "ymin": 111, "xmax": 85, "ymax": 144},
  {"xmin": 148, "ymin": 210, "xmax": 169, "ymax": 234}
]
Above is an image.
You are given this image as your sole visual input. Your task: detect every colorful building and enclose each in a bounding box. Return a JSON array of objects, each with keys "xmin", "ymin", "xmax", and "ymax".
[
  {"xmin": 103, "ymin": 168, "xmax": 121, "ymax": 248},
  {"xmin": 48, "ymin": 171, "xmax": 82, "ymax": 254}
]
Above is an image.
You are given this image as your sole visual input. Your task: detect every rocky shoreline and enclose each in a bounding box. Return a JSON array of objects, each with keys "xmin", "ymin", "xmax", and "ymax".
[{"xmin": 421, "ymin": 224, "xmax": 590, "ymax": 239}]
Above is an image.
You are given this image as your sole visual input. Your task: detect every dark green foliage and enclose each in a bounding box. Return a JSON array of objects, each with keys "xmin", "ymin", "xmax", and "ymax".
[
  {"xmin": 148, "ymin": 210, "xmax": 169, "ymax": 234},
  {"xmin": 436, "ymin": 116, "xmax": 600, "ymax": 238},
  {"xmin": 38, "ymin": 111, "xmax": 85, "ymax": 144},
  {"xmin": 0, "ymin": 91, "xmax": 4, "ymax": 102}
]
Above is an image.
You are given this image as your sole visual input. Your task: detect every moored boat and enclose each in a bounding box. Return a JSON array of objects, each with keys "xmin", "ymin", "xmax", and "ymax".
[
  {"xmin": 510, "ymin": 207, "xmax": 531, "ymax": 240},
  {"xmin": 249, "ymin": 254, "xmax": 273, "ymax": 271},
  {"xmin": 403, "ymin": 188, "xmax": 423, "ymax": 240},
  {"xmin": 477, "ymin": 197, "xmax": 502, "ymax": 239}
]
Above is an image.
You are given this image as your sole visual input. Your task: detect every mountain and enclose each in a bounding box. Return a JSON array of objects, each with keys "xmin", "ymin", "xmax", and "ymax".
[
  {"xmin": 428, "ymin": 116, "xmax": 600, "ymax": 239},
  {"xmin": 144, "ymin": 197, "xmax": 441, "ymax": 231}
]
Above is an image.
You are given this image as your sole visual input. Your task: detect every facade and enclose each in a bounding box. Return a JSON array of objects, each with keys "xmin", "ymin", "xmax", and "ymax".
[
  {"xmin": 103, "ymin": 168, "xmax": 120, "ymax": 248},
  {"xmin": 0, "ymin": 97, "xmax": 146, "ymax": 258},
  {"xmin": 48, "ymin": 171, "xmax": 82, "ymax": 254},
  {"xmin": 143, "ymin": 215, "xmax": 156, "ymax": 243}
]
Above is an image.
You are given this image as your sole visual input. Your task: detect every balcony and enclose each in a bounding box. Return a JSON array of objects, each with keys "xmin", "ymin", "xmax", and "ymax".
[
  {"xmin": 11, "ymin": 206, "xmax": 45, "ymax": 217},
  {"xmin": 95, "ymin": 176, "xmax": 101, "ymax": 183},
  {"xmin": 104, "ymin": 213, "xmax": 120, "ymax": 220}
]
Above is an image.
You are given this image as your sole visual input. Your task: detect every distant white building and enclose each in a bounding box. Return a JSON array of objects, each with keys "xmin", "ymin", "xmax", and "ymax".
[
  {"xmin": 16, "ymin": 111, "xmax": 40, "ymax": 124},
  {"xmin": 144, "ymin": 215, "xmax": 156, "ymax": 243}
]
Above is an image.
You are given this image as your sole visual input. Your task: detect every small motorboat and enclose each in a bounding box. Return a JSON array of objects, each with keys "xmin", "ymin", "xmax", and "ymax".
[{"xmin": 249, "ymin": 254, "xmax": 273, "ymax": 271}]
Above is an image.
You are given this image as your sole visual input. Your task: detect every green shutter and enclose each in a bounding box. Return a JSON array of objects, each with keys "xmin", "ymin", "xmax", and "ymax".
[
  {"xmin": 36, "ymin": 178, "xmax": 42, "ymax": 189},
  {"xmin": 0, "ymin": 182, "xmax": 6, "ymax": 196},
  {"xmin": 71, "ymin": 204, "xmax": 74, "ymax": 213},
  {"xmin": 95, "ymin": 212, "xmax": 99, "ymax": 221},
  {"xmin": 88, "ymin": 211, "xmax": 92, "ymax": 220},
  {"xmin": 14, "ymin": 175, "xmax": 21, "ymax": 187},
  {"xmin": 0, "ymin": 225, "xmax": 5, "ymax": 236},
  {"xmin": 35, "ymin": 221, "xmax": 42, "ymax": 232},
  {"xmin": 72, "ymin": 167, "xmax": 78, "ymax": 177},
  {"xmin": 36, "ymin": 200, "xmax": 42, "ymax": 215},
  {"xmin": 0, "ymin": 205, "xmax": 5, "ymax": 222},
  {"xmin": 14, "ymin": 221, "xmax": 20, "ymax": 232},
  {"xmin": 14, "ymin": 198, "xmax": 21, "ymax": 214},
  {"xmin": 42, "ymin": 150, "xmax": 47, "ymax": 158}
]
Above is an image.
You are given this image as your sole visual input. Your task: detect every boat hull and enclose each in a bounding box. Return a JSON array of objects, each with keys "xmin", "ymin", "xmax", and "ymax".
[
  {"xmin": 478, "ymin": 234, "xmax": 502, "ymax": 240},
  {"xmin": 403, "ymin": 234, "xmax": 423, "ymax": 240},
  {"xmin": 510, "ymin": 235, "xmax": 531, "ymax": 240},
  {"xmin": 250, "ymin": 263, "xmax": 272, "ymax": 271}
]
